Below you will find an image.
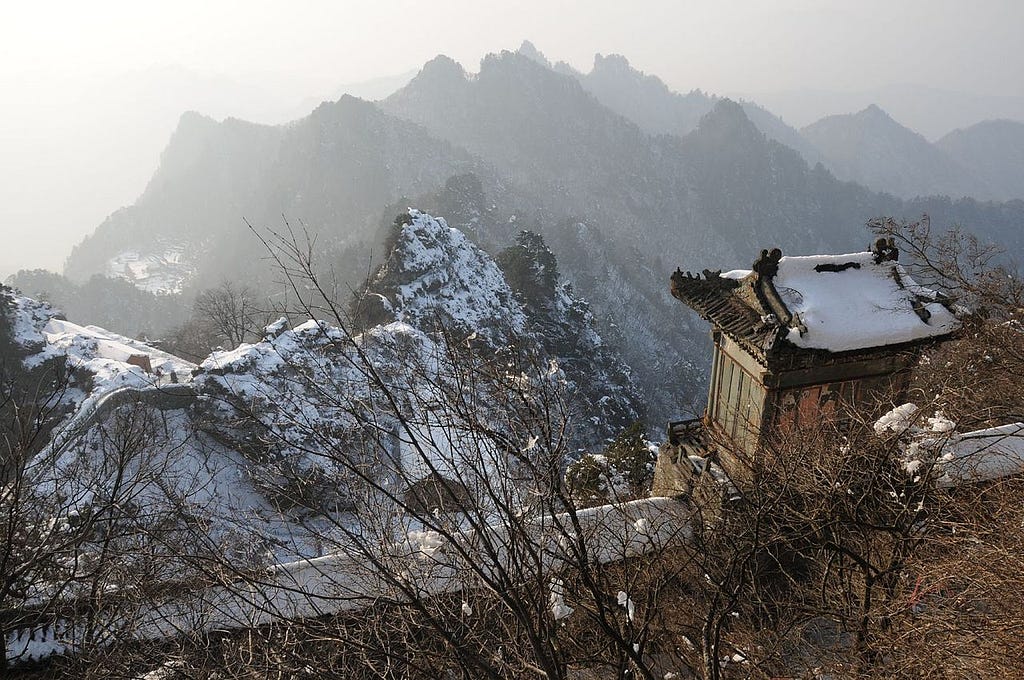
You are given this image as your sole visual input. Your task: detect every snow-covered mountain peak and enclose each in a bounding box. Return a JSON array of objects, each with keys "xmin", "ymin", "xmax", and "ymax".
[
  {"xmin": 364, "ymin": 209, "xmax": 526, "ymax": 347},
  {"xmin": 351, "ymin": 211, "xmax": 641, "ymax": 446}
]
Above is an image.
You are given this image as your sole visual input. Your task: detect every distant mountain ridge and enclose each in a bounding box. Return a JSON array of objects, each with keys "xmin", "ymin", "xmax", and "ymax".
[
  {"xmin": 64, "ymin": 96, "xmax": 486, "ymax": 291},
  {"xmin": 937, "ymin": 119, "xmax": 1024, "ymax": 201},
  {"xmin": 739, "ymin": 83, "xmax": 1024, "ymax": 141},
  {"xmin": 802, "ymin": 104, "xmax": 987, "ymax": 199},
  {"xmin": 536, "ymin": 40, "xmax": 1024, "ymax": 204},
  {"xmin": 555, "ymin": 46, "xmax": 822, "ymax": 165},
  {"xmin": 54, "ymin": 44, "xmax": 1024, "ymax": 428}
]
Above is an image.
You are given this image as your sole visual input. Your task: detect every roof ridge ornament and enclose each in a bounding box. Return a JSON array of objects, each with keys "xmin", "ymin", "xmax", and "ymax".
[
  {"xmin": 871, "ymin": 237, "xmax": 899, "ymax": 264},
  {"xmin": 752, "ymin": 248, "xmax": 783, "ymax": 279},
  {"xmin": 749, "ymin": 247, "xmax": 793, "ymax": 332}
]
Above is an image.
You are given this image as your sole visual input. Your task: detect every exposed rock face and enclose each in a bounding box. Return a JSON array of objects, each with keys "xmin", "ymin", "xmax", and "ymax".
[
  {"xmin": 353, "ymin": 210, "xmax": 643, "ymax": 447},
  {"xmin": 357, "ymin": 210, "xmax": 526, "ymax": 347}
]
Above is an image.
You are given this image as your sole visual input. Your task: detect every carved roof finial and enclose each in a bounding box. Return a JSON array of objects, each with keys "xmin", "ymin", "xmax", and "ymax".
[
  {"xmin": 871, "ymin": 237, "xmax": 899, "ymax": 264},
  {"xmin": 752, "ymin": 247, "xmax": 783, "ymax": 279}
]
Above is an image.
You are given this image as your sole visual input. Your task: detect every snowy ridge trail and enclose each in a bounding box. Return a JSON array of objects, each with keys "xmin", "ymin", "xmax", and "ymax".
[
  {"xmin": 37, "ymin": 382, "xmax": 198, "ymax": 461},
  {"xmin": 4, "ymin": 497, "xmax": 690, "ymax": 665}
]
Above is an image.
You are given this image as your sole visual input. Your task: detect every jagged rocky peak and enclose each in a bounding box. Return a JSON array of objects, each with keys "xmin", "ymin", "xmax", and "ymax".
[
  {"xmin": 517, "ymin": 40, "xmax": 552, "ymax": 68},
  {"xmin": 592, "ymin": 52, "xmax": 635, "ymax": 74},
  {"xmin": 307, "ymin": 92, "xmax": 385, "ymax": 128},
  {"xmin": 1, "ymin": 285, "xmax": 55, "ymax": 356},
  {"xmin": 585, "ymin": 53, "xmax": 669, "ymax": 95},
  {"xmin": 416, "ymin": 53, "xmax": 468, "ymax": 83},
  {"xmin": 174, "ymin": 109, "xmax": 220, "ymax": 135},
  {"xmin": 150, "ymin": 110, "xmax": 223, "ymax": 175},
  {"xmin": 350, "ymin": 211, "xmax": 642, "ymax": 447},
  {"xmin": 388, "ymin": 54, "xmax": 472, "ymax": 109},
  {"xmin": 705, "ymin": 97, "xmax": 751, "ymax": 124},
  {"xmin": 354, "ymin": 209, "xmax": 526, "ymax": 347},
  {"xmin": 479, "ymin": 47, "xmax": 559, "ymax": 79}
]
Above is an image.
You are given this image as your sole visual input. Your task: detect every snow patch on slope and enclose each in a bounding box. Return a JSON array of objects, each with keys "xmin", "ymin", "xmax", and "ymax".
[
  {"xmin": 5, "ymin": 289, "xmax": 198, "ymax": 448},
  {"xmin": 43, "ymin": 317, "xmax": 195, "ymax": 379},
  {"xmin": 105, "ymin": 244, "xmax": 195, "ymax": 294},
  {"xmin": 199, "ymin": 319, "xmax": 442, "ymax": 480}
]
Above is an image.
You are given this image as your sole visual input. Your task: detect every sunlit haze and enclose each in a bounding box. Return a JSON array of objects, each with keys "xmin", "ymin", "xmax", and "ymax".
[{"xmin": 2, "ymin": 0, "xmax": 1022, "ymax": 277}]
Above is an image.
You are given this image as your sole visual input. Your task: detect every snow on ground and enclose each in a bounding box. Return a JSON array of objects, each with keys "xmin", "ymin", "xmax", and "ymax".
[
  {"xmin": 5, "ymin": 496, "xmax": 692, "ymax": 665},
  {"xmin": 42, "ymin": 317, "xmax": 195, "ymax": 379},
  {"xmin": 397, "ymin": 415, "xmax": 505, "ymax": 488},
  {"xmin": 200, "ymin": 317, "xmax": 352, "ymax": 378},
  {"xmin": 199, "ymin": 318, "xmax": 427, "ymax": 424},
  {"xmin": 200, "ymin": 315, "xmax": 519, "ymax": 502},
  {"xmin": 43, "ymin": 409, "xmax": 336, "ymax": 565},
  {"xmin": 6, "ymin": 291, "xmax": 202, "ymax": 477},
  {"xmin": 105, "ymin": 244, "xmax": 195, "ymax": 294},
  {"xmin": 41, "ymin": 316, "xmax": 197, "ymax": 432},
  {"xmin": 876, "ymin": 404, "xmax": 1024, "ymax": 487},
  {"xmin": 10, "ymin": 295, "xmax": 115, "ymax": 392},
  {"xmin": 924, "ymin": 423, "xmax": 1024, "ymax": 488},
  {"xmin": 200, "ymin": 317, "xmax": 483, "ymax": 490},
  {"xmin": 771, "ymin": 252, "xmax": 959, "ymax": 352},
  {"xmin": 11, "ymin": 291, "xmax": 195, "ymax": 386}
]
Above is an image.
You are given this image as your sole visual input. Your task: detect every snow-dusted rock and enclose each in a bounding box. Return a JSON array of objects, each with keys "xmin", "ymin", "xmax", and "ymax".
[{"xmin": 361, "ymin": 209, "xmax": 526, "ymax": 348}]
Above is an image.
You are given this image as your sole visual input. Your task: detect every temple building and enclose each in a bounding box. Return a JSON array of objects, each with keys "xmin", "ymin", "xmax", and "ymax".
[{"xmin": 653, "ymin": 238, "xmax": 960, "ymax": 494}]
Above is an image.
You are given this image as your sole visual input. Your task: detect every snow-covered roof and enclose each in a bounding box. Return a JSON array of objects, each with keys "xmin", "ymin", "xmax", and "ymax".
[
  {"xmin": 671, "ymin": 243, "xmax": 959, "ymax": 359},
  {"xmin": 773, "ymin": 251, "xmax": 959, "ymax": 352}
]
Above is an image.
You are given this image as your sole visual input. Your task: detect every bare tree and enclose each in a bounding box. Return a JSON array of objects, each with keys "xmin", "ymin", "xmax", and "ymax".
[
  {"xmin": 0, "ymin": 333, "xmax": 234, "ymax": 671},
  {"xmin": 156, "ymin": 220, "xmax": 696, "ymax": 680},
  {"xmin": 16, "ymin": 217, "xmax": 1024, "ymax": 679},
  {"xmin": 193, "ymin": 281, "xmax": 266, "ymax": 349}
]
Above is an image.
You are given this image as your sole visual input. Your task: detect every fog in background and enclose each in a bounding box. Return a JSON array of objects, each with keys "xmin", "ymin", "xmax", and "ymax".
[{"xmin": 3, "ymin": 0, "xmax": 1022, "ymax": 280}]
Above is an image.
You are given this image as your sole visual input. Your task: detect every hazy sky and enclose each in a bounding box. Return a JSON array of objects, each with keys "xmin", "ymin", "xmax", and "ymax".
[
  {"xmin": 3, "ymin": 0, "xmax": 1023, "ymax": 278},
  {"xmin": 5, "ymin": 1, "xmax": 1023, "ymax": 97}
]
